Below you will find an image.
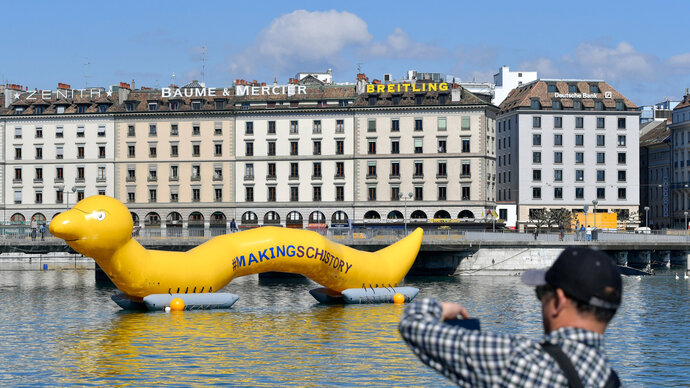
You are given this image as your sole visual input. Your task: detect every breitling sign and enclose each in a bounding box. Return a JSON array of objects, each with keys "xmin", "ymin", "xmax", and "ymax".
[{"xmin": 366, "ymin": 82, "xmax": 449, "ymax": 93}]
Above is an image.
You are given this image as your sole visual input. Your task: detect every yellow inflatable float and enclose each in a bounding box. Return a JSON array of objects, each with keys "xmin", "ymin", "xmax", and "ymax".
[{"xmin": 49, "ymin": 196, "xmax": 423, "ymax": 307}]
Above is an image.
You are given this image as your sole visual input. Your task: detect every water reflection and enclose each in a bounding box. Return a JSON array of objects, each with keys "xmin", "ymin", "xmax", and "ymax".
[{"xmin": 0, "ymin": 265, "xmax": 687, "ymax": 386}]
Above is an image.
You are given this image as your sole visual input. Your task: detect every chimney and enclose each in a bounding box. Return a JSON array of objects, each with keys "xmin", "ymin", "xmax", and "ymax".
[
  {"xmin": 57, "ymin": 83, "xmax": 71, "ymax": 90},
  {"xmin": 119, "ymin": 82, "xmax": 130, "ymax": 89},
  {"xmin": 273, "ymin": 77, "xmax": 277, "ymax": 85},
  {"xmin": 131, "ymin": 79, "xmax": 135, "ymax": 90}
]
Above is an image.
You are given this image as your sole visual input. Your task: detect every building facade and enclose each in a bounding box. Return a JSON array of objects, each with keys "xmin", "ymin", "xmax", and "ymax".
[
  {"xmin": 670, "ymin": 91, "xmax": 690, "ymax": 227},
  {"xmin": 639, "ymin": 120, "xmax": 671, "ymax": 228},
  {"xmin": 497, "ymin": 79, "xmax": 640, "ymax": 230}
]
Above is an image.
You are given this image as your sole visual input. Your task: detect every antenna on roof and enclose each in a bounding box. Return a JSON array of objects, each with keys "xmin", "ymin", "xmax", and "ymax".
[
  {"xmin": 171, "ymin": 72, "xmax": 176, "ymax": 86},
  {"xmin": 201, "ymin": 45, "xmax": 207, "ymax": 84},
  {"xmin": 84, "ymin": 58, "xmax": 90, "ymax": 88},
  {"xmin": 357, "ymin": 63, "xmax": 362, "ymax": 73}
]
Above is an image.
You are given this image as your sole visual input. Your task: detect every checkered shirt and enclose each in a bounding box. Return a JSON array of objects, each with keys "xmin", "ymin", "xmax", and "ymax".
[{"xmin": 399, "ymin": 298, "xmax": 617, "ymax": 387}]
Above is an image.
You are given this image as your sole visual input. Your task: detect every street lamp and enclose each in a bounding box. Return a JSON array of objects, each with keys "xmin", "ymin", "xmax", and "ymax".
[
  {"xmin": 644, "ymin": 206, "xmax": 650, "ymax": 228},
  {"xmin": 684, "ymin": 211, "xmax": 688, "ymax": 237},
  {"xmin": 592, "ymin": 199, "xmax": 598, "ymax": 229},
  {"xmin": 398, "ymin": 191, "xmax": 413, "ymax": 235},
  {"xmin": 58, "ymin": 186, "xmax": 77, "ymax": 210}
]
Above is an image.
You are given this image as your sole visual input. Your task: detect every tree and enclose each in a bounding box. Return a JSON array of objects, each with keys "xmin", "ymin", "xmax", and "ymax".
[{"xmin": 548, "ymin": 208, "xmax": 573, "ymax": 232}]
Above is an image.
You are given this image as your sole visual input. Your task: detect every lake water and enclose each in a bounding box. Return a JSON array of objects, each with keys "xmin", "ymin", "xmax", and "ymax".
[{"xmin": 0, "ymin": 260, "xmax": 687, "ymax": 387}]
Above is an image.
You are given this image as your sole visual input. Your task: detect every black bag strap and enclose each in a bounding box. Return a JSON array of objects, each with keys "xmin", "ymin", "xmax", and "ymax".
[
  {"xmin": 541, "ymin": 341, "xmax": 584, "ymax": 388},
  {"xmin": 541, "ymin": 342, "xmax": 621, "ymax": 388}
]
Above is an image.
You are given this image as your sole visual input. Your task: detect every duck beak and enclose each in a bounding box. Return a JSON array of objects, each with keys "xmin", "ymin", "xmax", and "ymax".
[{"xmin": 49, "ymin": 210, "xmax": 83, "ymax": 241}]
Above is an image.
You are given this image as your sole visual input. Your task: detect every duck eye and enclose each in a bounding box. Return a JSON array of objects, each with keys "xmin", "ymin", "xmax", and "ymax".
[{"xmin": 96, "ymin": 211, "xmax": 106, "ymax": 221}]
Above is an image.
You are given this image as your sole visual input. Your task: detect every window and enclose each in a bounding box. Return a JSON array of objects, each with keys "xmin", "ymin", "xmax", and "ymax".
[
  {"xmin": 267, "ymin": 141, "xmax": 276, "ymax": 156},
  {"xmin": 34, "ymin": 167, "xmax": 43, "ymax": 182},
  {"xmin": 438, "ymin": 139, "xmax": 446, "ymax": 153},
  {"xmin": 127, "ymin": 168, "xmax": 136, "ymax": 182},
  {"xmin": 367, "ymin": 186, "xmax": 376, "ymax": 201},
  {"xmin": 14, "ymin": 190, "xmax": 21, "ymax": 204},
  {"xmin": 414, "ymin": 138, "xmax": 423, "ymax": 153},
  {"xmin": 246, "ymin": 142, "xmax": 254, "ymax": 156},
  {"xmin": 128, "ymin": 192, "xmax": 135, "ymax": 202},
  {"xmin": 552, "ymin": 101, "xmax": 562, "ymax": 110},
  {"xmin": 290, "ymin": 187, "xmax": 299, "ymax": 202},
  {"xmin": 437, "ymin": 161, "xmax": 447, "ymax": 177},
  {"xmin": 214, "ymin": 143, "xmax": 222, "ymax": 156},
  {"xmin": 391, "ymin": 186, "xmax": 400, "ymax": 201},
  {"xmin": 313, "ymin": 120, "xmax": 321, "ymax": 134},
  {"xmin": 215, "ymin": 100, "xmax": 225, "ymax": 110},
  {"xmin": 36, "ymin": 147, "xmax": 43, "ymax": 160},
  {"xmin": 312, "ymin": 162, "xmax": 322, "ymax": 178},
  {"xmin": 597, "ymin": 135, "xmax": 605, "ymax": 146},
  {"xmin": 77, "ymin": 126, "xmax": 85, "ymax": 137},
  {"xmin": 533, "ymin": 169, "xmax": 541, "ymax": 181},
  {"xmin": 597, "ymin": 117, "xmax": 605, "ymax": 129},
  {"xmin": 438, "ymin": 186, "xmax": 447, "ymax": 200},
  {"xmin": 391, "ymin": 119, "xmax": 400, "ymax": 132},
  {"xmin": 336, "ymin": 162, "xmax": 345, "ymax": 178},
  {"xmin": 192, "ymin": 125, "xmax": 200, "ymax": 136},
  {"xmin": 312, "ymin": 140, "xmax": 321, "ymax": 156},
  {"xmin": 438, "ymin": 117, "xmax": 447, "ymax": 131},
  {"xmin": 618, "ymin": 153, "xmax": 626, "ymax": 164},
  {"xmin": 35, "ymin": 126, "xmax": 43, "ymax": 138},
  {"xmin": 390, "ymin": 161, "xmax": 400, "ymax": 178},
  {"xmin": 597, "ymin": 170, "xmax": 605, "ymax": 182},
  {"xmin": 368, "ymin": 141, "xmax": 376, "ymax": 154},
  {"xmin": 595, "ymin": 101, "xmax": 604, "ymax": 111},
  {"xmin": 290, "ymin": 120, "xmax": 298, "ymax": 134},
  {"xmin": 461, "ymin": 186, "xmax": 470, "ymax": 200},
  {"xmin": 618, "ymin": 170, "xmax": 626, "ymax": 182},
  {"xmin": 554, "ymin": 117, "xmax": 562, "ymax": 128},
  {"xmin": 148, "ymin": 102, "xmax": 157, "ymax": 111},
  {"xmin": 367, "ymin": 119, "xmax": 376, "ymax": 132},
  {"xmin": 268, "ymin": 121, "xmax": 276, "ymax": 134},
  {"xmin": 532, "ymin": 187, "xmax": 541, "ymax": 199},
  {"xmin": 336, "ymin": 140, "xmax": 344, "ymax": 155},
  {"xmin": 575, "ymin": 135, "xmax": 584, "ymax": 146},
  {"xmin": 367, "ymin": 162, "xmax": 377, "ymax": 178},
  {"xmin": 192, "ymin": 188, "xmax": 200, "ymax": 202},
  {"xmin": 336, "ymin": 186, "xmax": 344, "ymax": 201},
  {"xmin": 149, "ymin": 124, "xmax": 157, "ymax": 136},
  {"xmin": 597, "ymin": 187, "xmax": 605, "ymax": 199},
  {"xmin": 13, "ymin": 167, "xmax": 22, "ymax": 182},
  {"xmin": 575, "ymin": 152, "xmax": 584, "ymax": 164},
  {"xmin": 597, "ymin": 152, "xmax": 605, "ymax": 164},
  {"xmin": 575, "ymin": 117, "xmax": 583, "ymax": 128},
  {"xmin": 576, "ymin": 170, "xmax": 584, "ymax": 181},
  {"xmin": 56, "ymin": 190, "xmax": 63, "ymax": 203},
  {"xmin": 573, "ymin": 101, "xmax": 582, "ymax": 110},
  {"xmin": 530, "ymin": 99, "xmax": 540, "ymax": 109},
  {"xmin": 618, "ymin": 118, "xmax": 626, "ymax": 129},
  {"xmin": 616, "ymin": 101, "xmax": 625, "ymax": 111},
  {"xmin": 170, "ymin": 166, "xmax": 178, "ymax": 180},
  {"xmin": 290, "ymin": 163, "xmax": 299, "ymax": 178},
  {"xmin": 414, "ymin": 161, "xmax": 423, "ymax": 177},
  {"xmin": 462, "ymin": 139, "xmax": 470, "ymax": 153},
  {"xmin": 77, "ymin": 146, "xmax": 85, "ymax": 159},
  {"xmin": 245, "ymin": 164, "xmax": 254, "ymax": 179},
  {"xmin": 618, "ymin": 188, "xmax": 626, "ymax": 199},
  {"xmin": 171, "ymin": 144, "xmax": 179, "ymax": 157},
  {"xmin": 415, "ymin": 186, "xmax": 424, "ymax": 201},
  {"xmin": 533, "ymin": 117, "xmax": 541, "ymax": 128},
  {"xmin": 391, "ymin": 139, "xmax": 400, "ymax": 154},
  {"xmin": 149, "ymin": 189, "xmax": 157, "ymax": 202},
  {"xmin": 149, "ymin": 145, "xmax": 157, "ymax": 158},
  {"xmin": 547, "ymin": 84, "xmax": 557, "ymax": 93},
  {"xmin": 192, "ymin": 101, "xmax": 202, "ymax": 110},
  {"xmin": 56, "ymin": 126, "xmax": 64, "ymax": 138},
  {"xmin": 461, "ymin": 116, "xmax": 470, "ymax": 130},
  {"xmin": 533, "ymin": 134, "xmax": 541, "ymax": 146},
  {"xmin": 554, "ymin": 187, "xmax": 563, "ymax": 199},
  {"xmin": 268, "ymin": 187, "xmax": 276, "ymax": 202},
  {"xmin": 246, "ymin": 122, "xmax": 254, "ymax": 135},
  {"xmin": 554, "ymin": 134, "xmax": 562, "ymax": 146},
  {"xmin": 243, "ymin": 187, "xmax": 253, "ymax": 202},
  {"xmin": 313, "ymin": 186, "xmax": 322, "ymax": 202},
  {"xmin": 98, "ymin": 146, "xmax": 106, "ymax": 158},
  {"xmin": 267, "ymin": 163, "xmax": 276, "ymax": 179},
  {"xmin": 617, "ymin": 135, "xmax": 626, "ymax": 146},
  {"xmin": 214, "ymin": 188, "xmax": 222, "ymax": 202},
  {"xmin": 415, "ymin": 118, "xmax": 423, "ymax": 131},
  {"xmin": 192, "ymin": 165, "xmax": 200, "ymax": 180},
  {"xmin": 575, "ymin": 187, "xmax": 584, "ymax": 199},
  {"xmin": 213, "ymin": 167, "xmax": 222, "ymax": 180},
  {"xmin": 590, "ymin": 84, "xmax": 600, "ymax": 93},
  {"xmin": 533, "ymin": 151, "xmax": 541, "ymax": 163},
  {"xmin": 554, "ymin": 169, "xmax": 563, "ymax": 181},
  {"xmin": 77, "ymin": 166, "xmax": 85, "ymax": 180},
  {"xmin": 35, "ymin": 190, "xmax": 43, "ymax": 204},
  {"xmin": 335, "ymin": 119, "xmax": 344, "ymax": 133},
  {"xmin": 290, "ymin": 141, "xmax": 299, "ymax": 156}
]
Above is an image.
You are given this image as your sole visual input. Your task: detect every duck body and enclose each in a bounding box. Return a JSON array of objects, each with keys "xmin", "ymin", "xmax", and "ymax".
[{"xmin": 50, "ymin": 196, "xmax": 423, "ymax": 299}]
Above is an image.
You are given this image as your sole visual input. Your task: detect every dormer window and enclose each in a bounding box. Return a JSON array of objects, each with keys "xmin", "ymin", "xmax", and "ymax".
[
  {"xmin": 438, "ymin": 94, "xmax": 447, "ymax": 105},
  {"xmin": 615, "ymin": 100, "xmax": 625, "ymax": 111},
  {"xmin": 568, "ymin": 84, "xmax": 578, "ymax": 93},
  {"xmin": 241, "ymin": 103, "xmax": 250, "ymax": 110},
  {"xmin": 266, "ymin": 101, "xmax": 276, "ymax": 109},
  {"xmin": 98, "ymin": 104, "xmax": 108, "ymax": 113},
  {"xmin": 35, "ymin": 106, "xmax": 45, "ymax": 114},
  {"xmin": 415, "ymin": 95, "xmax": 423, "ymax": 105},
  {"xmin": 56, "ymin": 106, "xmax": 65, "ymax": 114},
  {"xmin": 77, "ymin": 104, "xmax": 88, "ymax": 113},
  {"xmin": 552, "ymin": 100, "xmax": 562, "ymax": 110},
  {"xmin": 530, "ymin": 99, "xmax": 541, "ymax": 110},
  {"xmin": 125, "ymin": 102, "xmax": 135, "ymax": 112},
  {"xmin": 595, "ymin": 101, "xmax": 604, "ymax": 111},
  {"xmin": 590, "ymin": 84, "xmax": 600, "ymax": 93},
  {"xmin": 148, "ymin": 102, "xmax": 158, "ymax": 111},
  {"xmin": 368, "ymin": 96, "xmax": 377, "ymax": 106},
  {"xmin": 547, "ymin": 84, "xmax": 558, "ymax": 93},
  {"xmin": 14, "ymin": 107, "xmax": 24, "ymax": 115},
  {"xmin": 214, "ymin": 100, "xmax": 225, "ymax": 110},
  {"xmin": 392, "ymin": 95, "xmax": 401, "ymax": 105},
  {"xmin": 170, "ymin": 101, "xmax": 179, "ymax": 111},
  {"xmin": 573, "ymin": 100, "xmax": 582, "ymax": 110},
  {"xmin": 191, "ymin": 100, "xmax": 202, "ymax": 110}
]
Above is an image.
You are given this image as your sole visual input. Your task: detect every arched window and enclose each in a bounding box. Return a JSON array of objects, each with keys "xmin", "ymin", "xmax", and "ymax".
[
  {"xmin": 410, "ymin": 210, "xmax": 427, "ymax": 220},
  {"xmin": 31, "ymin": 213, "xmax": 46, "ymax": 223},
  {"xmin": 242, "ymin": 211, "xmax": 258, "ymax": 224},
  {"xmin": 363, "ymin": 210, "xmax": 381, "ymax": 219},
  {"xmin": 434, "ymin": 210, "xmax": 451, "ymax": 219},
  {"xmin": 210, "ymin": 212, "xmax": 226, "ymax": 225},
  {"xmin": 309, "ymin": 211, "xmax": 326, "ymax": 224},
  {"xmin": 286, "ymin": 211, "xmax": 303, "ymax": 228},
  {"xmin": 145, "ymin": 212, "xmax": 161, "ymax": 226},
  {"xmin": 264, "ymin": 211, "xmax": 281, "ymax": 225},
  {"xmin": 458, "ymin": 210, "xmax": 475, "ymax": 219},
  {"xmin": 130, "ymin": 212, "xmax": 139, "ymax": 224},
  {"xmin": 387, "ymin": 210, "xmax": 404, "ymax": 219},
  {"xmin": 10, "ymin": 213, "xmax": 25, "ymax": 224},
  {"xmin": 166, "ymin": 212, "xmax": 183, "ymax": 225},
  {"xmin": 331, "ymin": 211, "xmax": 349, "ymax": 225}
]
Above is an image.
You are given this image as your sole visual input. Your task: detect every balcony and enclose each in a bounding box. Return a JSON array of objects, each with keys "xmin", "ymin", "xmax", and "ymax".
[
  {"xmin": 191, "ymin": 175, "xmax": 201, "ymax": 182},
  {"xmin": 169, "ymin": 176, "xmax": 179, "ymax": 182},
  {"xmin": 213, "ymin": 174, "xmax": 223, "ymax": 181},
  {"xmin": 413, "ymin": 173, "xmax": 424, "ymax": 179},
  {"xmin": 147, "ymin": 176, "xmax": 158, "ymax": 182},
  {"xmin": 126, "ymin": 176, "xmax": 136, "ymax": 182},
  {"xmin": 389, "ymin": 174, "xmax": 400, "ymax": 180},
  {"xmin": 266, "ymin": 174, "xmax": 277, "ymax": 181}
]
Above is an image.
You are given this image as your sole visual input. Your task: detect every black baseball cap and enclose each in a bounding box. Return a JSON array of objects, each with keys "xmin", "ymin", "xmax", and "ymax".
[{"xmin": 522, "ymin": 247, "xmax": 622, "ymax": 310}]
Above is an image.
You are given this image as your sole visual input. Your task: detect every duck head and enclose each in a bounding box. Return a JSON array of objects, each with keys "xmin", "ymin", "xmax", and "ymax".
[{"xmin": 50, "ymin": 195, "xmax": 134, "ymax": 259}]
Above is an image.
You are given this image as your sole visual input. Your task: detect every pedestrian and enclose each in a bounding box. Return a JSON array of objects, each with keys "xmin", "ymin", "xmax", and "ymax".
[
  {"xmin": 230, "ymin": 218, "xmax": 238, "ymax": 232},
  {"xmin": 39, "ymin": 223, "xmax": 46, "ymax": 241},
  {"xmin": 399, "ymin": 247, "xmax": 622, "ymax": 387},
  {"xmin": 30, "ymin": 219, "xmax": 37, "ymax": 241},
  {"xmin": 559, "ymin": 223, "xmax": 565, "ymax": 241},
  {"xmin": 533, "ymin": 227, "xmax": 539, "ymax": 240},
  {"xmin": 579, "ymin": 224, "xmax": 586, "ymax": 242},
  {"xmin": 586, "ymin": 225, "xmax": 592, "ymax": 242}
]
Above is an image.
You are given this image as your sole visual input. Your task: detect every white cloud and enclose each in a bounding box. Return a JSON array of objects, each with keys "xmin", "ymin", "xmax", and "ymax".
[
  {"xmin": 563, "ymin": 41, "xmax": 657, "ymax": 81},
  {"xmin": 363, "ymin": 28, "xmax": 445, "ymax": 59},
  {"xmin": 229, "ymin": 10, "xmax": 371, "ymax": 76},
  {"xmin": 519, "ymin": 58, "xmax": 559, "ymax": 78},
  {"xmin": 666, "ymin": 52, "xmax": 690, "ymax": 71}
]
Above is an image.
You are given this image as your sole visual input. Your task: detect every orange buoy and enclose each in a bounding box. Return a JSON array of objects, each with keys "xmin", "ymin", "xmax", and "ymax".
[
  {"xmin": 169, "ymin": 297, "xmax": 185, "ymax": 311},
  {"xmin": 393, "ymin": 293, "xmax": 405, "ymax": 304}
]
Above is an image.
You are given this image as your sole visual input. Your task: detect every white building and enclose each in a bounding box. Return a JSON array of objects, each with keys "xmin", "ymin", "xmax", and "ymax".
[
  {"xmin": 670, "ymin": 90, "xmax": 690, "ymax": 227},
  {"xmin": 493, "ymin": 66, "xmax": 538, "ymax": 106},
  {"xmin": 497, "ymin": 79, "xmax": 640, "ymax": 230}
]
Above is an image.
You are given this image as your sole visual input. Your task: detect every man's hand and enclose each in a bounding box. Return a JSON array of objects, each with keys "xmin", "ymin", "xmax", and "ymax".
[{"xmin": 441, "ymin": 302, "xmax": 470, "ymax": 321}]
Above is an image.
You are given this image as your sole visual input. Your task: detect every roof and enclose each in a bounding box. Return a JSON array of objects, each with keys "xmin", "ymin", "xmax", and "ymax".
[
  {"xmin": 674, "ymin": 94, "xmax": 690, "ymax": 110},
  {"xmin": 352, "ymin": 84, "xmax": 491, "ymax": 108},
  {"xmin": 499, "ymin": 80, "xmax": 638, "ymax": 114},
  {"xmin": 639, "ymin": 120, "xmax": 670, "ymax": 147}
]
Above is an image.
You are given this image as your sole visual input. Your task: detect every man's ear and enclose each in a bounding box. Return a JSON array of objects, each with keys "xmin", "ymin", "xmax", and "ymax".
[{"xmin": 553, "ymin": 288, "xmax": 569, "ymax": 315}]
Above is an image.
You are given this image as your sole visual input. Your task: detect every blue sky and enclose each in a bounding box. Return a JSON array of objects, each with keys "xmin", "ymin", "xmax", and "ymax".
[{"xmin": 1, "ymin": 0, "xmax": 688, "ymax": 105}]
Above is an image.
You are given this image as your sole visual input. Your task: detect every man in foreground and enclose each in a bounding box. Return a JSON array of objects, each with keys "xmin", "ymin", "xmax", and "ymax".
[{"xmin": 399, "ymin": 247, "xmax": 622, "ymax": 387}]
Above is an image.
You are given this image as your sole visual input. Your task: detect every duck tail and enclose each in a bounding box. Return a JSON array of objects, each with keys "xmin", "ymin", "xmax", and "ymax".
[{"xmin": 374, "ymin": 228, "xmax": 423, "ymax": 278}]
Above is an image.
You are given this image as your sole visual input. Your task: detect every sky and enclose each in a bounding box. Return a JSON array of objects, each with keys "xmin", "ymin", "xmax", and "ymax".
[{"xmin": 1, "ymin": 0, "xmax": 689, "ymax": 106}]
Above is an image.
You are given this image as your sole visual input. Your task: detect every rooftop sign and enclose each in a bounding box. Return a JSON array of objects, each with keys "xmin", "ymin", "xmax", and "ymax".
[
  {"xmin": 161, "ymin": 85, "xmax": 307, "ymax": 98},
  {"xmin": 553, "ymin": 91, "xmax": 613, "ymax": 99},
  {"xmin": 366, "ymin": 82, "xmax": 449, "ymax": 93}
]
